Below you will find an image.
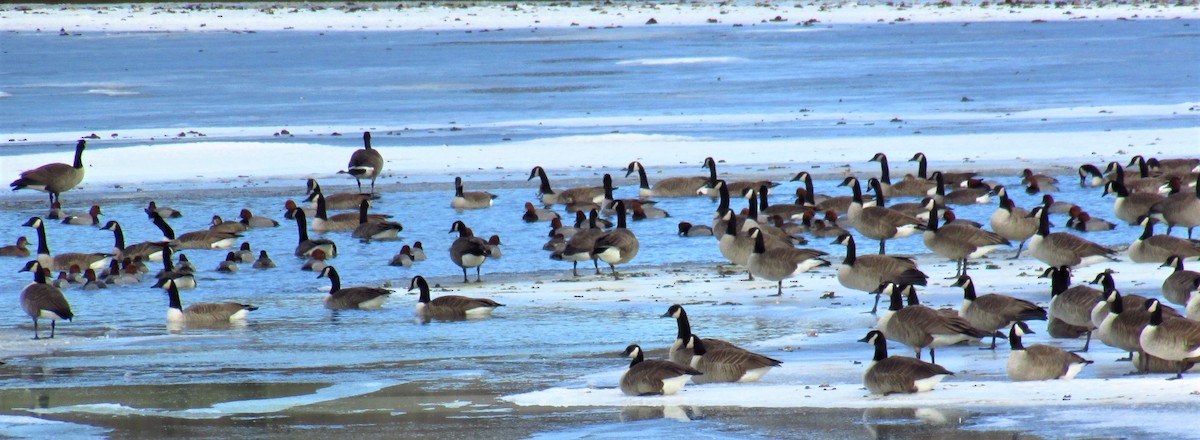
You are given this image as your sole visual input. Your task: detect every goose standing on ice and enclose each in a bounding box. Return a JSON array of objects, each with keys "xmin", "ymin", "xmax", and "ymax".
[
  {"xmin": 593, "ymin": 201, "xmax": 639, "ymax": 280},
  {"xmin": 10, "ymin": 139, "xmax": 86, "ymax": 206},
  {"xmin": 343, "ymin": 131, "xmax": 384, "ymax": 194},
  {"xmin": 952, "ymin": 275, "xmax": 1047, "ymax": 349},
  {"xmin": 19, "ymin": 260, "xmax": 73, "ymax": 339},
  {"xmin": 449, "ymin": 220, "xmax": 491, "ymax": 283},
  {"xmin": 831, "ymin": 234, "xmax": 928, "ymax": 314}
]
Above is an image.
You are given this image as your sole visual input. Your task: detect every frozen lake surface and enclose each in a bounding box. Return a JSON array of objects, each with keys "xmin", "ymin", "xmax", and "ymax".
[{"xmin": 1, "ymin": 14, "xmax": 1198, "ymax": 439}]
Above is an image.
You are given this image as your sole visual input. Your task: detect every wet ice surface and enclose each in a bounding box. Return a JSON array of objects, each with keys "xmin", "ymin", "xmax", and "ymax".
[{"xmin": 1, "ymin": 15, "xmax": 1199, "ymax": 440}]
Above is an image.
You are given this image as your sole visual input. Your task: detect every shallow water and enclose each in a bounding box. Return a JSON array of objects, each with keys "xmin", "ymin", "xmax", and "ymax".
[{"xmin": 0, "ymin": 18, "xmax": 1197, "ymax": 439}]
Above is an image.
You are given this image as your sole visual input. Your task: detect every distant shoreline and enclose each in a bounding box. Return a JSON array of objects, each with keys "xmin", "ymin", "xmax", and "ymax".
[{"xmin": 3, "ymin": 1, "xmax": 1198, "ymax": 33}]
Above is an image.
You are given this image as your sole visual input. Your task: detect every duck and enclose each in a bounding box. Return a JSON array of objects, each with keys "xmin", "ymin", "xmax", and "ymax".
[
  {"xmin": 858, "ymin": 330, "xmax": 953, "ymax": 395},
  {"xmin": 301, "ymin": 249, "xmax": 330, "ymax": 272},
  {"xmin": 216, "ymin": 252, "xmax": 239, "ymax": 273},
  {"xmin": 1041, "ymin": 266, "xmax": 1103, "ymax": 351},
  {"xmin": 449, "ymin": 220, "xmax": 491, "ymax": 283},
  {"xmin": 662, "ymin": 304, "xmax": 741, "ymax": 366},
  {"xmin": 351, "ymin": 200, "xmax": 403, "ymax": 241},
  {"xmin": 988, "ymin": 186, "xmax": 1037, "ymax": 258},
  {"xmin": 1066, "ymin": 208, "xmax": 1116, "ymax": 232},
  {"xmin": 832, "ymin": 234, "xmax": 927, "ymax": 314},
  {"xmin": 1021, "ymin": 169, "xmax": 1060, "ymax": 187},
  {"xmin": 1024, "ymin": 178, "xmax": 1058, "ymax": 195},
  {"xmin": 528, "ymin": 165, "xmax": 604, "ymax": 206},
  {"xmin": 485, "ymin": 235, "xmax": 503, "ymax": 259},
  {"xmin": 1139, "ymin": 299, "xmax": 1200, "ymax": 380},
  {"xmin": 145, "ymin": 201, "xmax": 182, "ymax": 219},
  {"xmin": 411, "ymin": 241, "xmax": 427, "ymax": 261},
  {"xmin": 290, "ymin": 209, "xmax": 337, "ymax": 258},
  {"xmin": 238, "ymin": 209, "xmax": 279, "ymax": 228},
  {"xmin": 150, "ymin": 212, "xmax": 240, "ymax": 250},
  {"xmin": 840, "ymin": 177, "xmax": 922, "ymax": 255},
  {"xmin": 23, "ymin": 216, "xmax": 111, "ymax": 271},
  {"xmin": 61, "ymin": 205, "xmax": 102, "ymax": 226},
  {"xmin": 46, "ymin": 202, "xmax": 65, "ymax": 220},
  {"xmin": 1161, "ymin": 256, "xmax": 1200, "ymax": 307},
  {"xmin": 686, "ymin": 334, "xmax": 781, "ymax": 383},
  {"xmin": 409, "ymin": 275, "xmax": 503, "ymax": 318},
  {"xmin": 593, "ymin": 201, "xmax": 639, "ymax": 280},
  {"xmin": 619, "ymin": 344, "xmax": 702, "ymax": 396},
  {"xmin": 234, "ymin": 242, "xmax": 254, "ymax": 263},
  {"xmin": 451, "ymin": 176, "xmax": 497, "ymax": 210},
  {"xmin": 282, "ymin": 199, "xmax": 316, "ymax": 220},
  {"xmin": 10, "ymin": 139, "xmax": 86, "ymax": 206},
  {"xmin": 1027, "ymin": 207, "xmax": 1118, "ymax": 268},
  {"xmin": 0, "ymin": 236, "xmax": 31, "ymax": 257},
  {"xmin": 747, "ymin": 227, "xmax": 829, "ymax": 296},
  {"xmin": 305, "ymin": 179, "xmax": 373, "ymax": 211},
  {"xmin": 209, "ymin": 215, "xmax": 248, "ymax": 235},
  {"xmin": 389, "ymin": 245, "xmax": 415, "ymax": 267},
  {"xmin": 876, "ymin": 283, "xmax": 994, "ymax": 364},
  {"xmin": 1040, "ymin": 194, "xmax": 1078, "ymax": 215},
  {"xmin": 341, "ymin": 131, "xmax": 384, "ymax": 194},
  {"xmin": 923, "ymin": 205, "xmax": 1008, "ymax": 277},
  {"xmin": 19, "ymin": 260, "xmax": 73, "ymax": 339},
  {"xmin": 1127, "ymin": 217, "xmax": 1200, "ymax": 263},
  {"xmin": 81, "ymin": 269, "xmax": 107, "ymax": 290},
  {"xmin": 952, "ymin": 275, "xmax": 1047, "ymax": 349},
  {"xmin": 522, "ymin": 202, "xmax": 560, "ymax": 223},
  {"xmin": 549, "ymin": 217, "xmax": 579, "ymax": 239},
  {"xmin": 677, "ymin": 221, "xmax": 713, "ymax": 237},
  {"xmin": 252, "ymin": 250, "xmax": 276, "ymax": 269},
  {"xmin": 164, "ymin": 279, "xmax": 256, "ymax": 324},
  {"xmin": 625, "ymin": 160, "xmax": 708, "ymax": 198},
  {"xmin": 1006, "ymin": 321, "xmax": 1092, "ymax": 381},
  {"xmin": 318, "ymin": 266, "xmax": 391, "ymax": 310},
  {"xmin": 630, "ymin": 200, "xmax": 669, "ymax": 220}
]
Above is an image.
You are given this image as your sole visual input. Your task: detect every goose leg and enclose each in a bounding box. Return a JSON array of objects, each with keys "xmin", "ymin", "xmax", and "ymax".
[
  {"xmin": 1170, "ymin": 361, "xmax": 1186, "ymax": 380},
  {"xmin": 475, "ymin": 266, "xmax": 482, "ymax": 283},
  {"xmin": 746, "ymin": 271, "xmax": 754, "ymax": 281},
  {"xmin": 878, "ymin": 239, "xmax": 886, "ymax": 255},
  {"xmin": 1009, "ymin": 240, "xmax": 1026, "ymax": 259},
  {"xmin": 1116, "ymin": 351, "xmax": 1133, "ymax": 362},
  {"xmin": 610, "ymin": 263, "xmax": 621, "ymax": 280},
  {"xmin": 461, "ymin": 267, "xmax": 469, "ymax": 283},
  {"xmin": 572, "ymin": 261, "xmax": 579, "ymax": 277},
  {"xmin": 49, "ymin": 320, "xmax": 56, "ymax": 339},
  {"xmin": 354, "ymin": 177, "xmax": 363, "ymax": 193},
  {"xmin": 31, "ymin": 318, "xmax": 39, "ymax": 340},
  {"xmin": 929, "ymin": 347, "xmax": 936, "ymax": 365},
  {"xmin": 768, "ymin": 281, "xmax": 783, "ymax": 297},
  {"xmin": 867, "ymin": 292, "xmax": 881, "ymax": 314},
  {"xmin": 1072, "ymin": 330, "xmax": 1093, "ymax": 353},
  {"xmin": 593, "ymin": 258, "xmax": 601, "ymax": 275}
]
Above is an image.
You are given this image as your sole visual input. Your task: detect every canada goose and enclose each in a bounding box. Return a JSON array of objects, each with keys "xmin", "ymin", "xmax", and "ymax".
[
  {"xmin": 1006, "ymin": 321, "xmax": 1092, "ymax": 381},
  {"xmin": 923, "ymin": 205, "xmax": 1008, "ymax": 277},
  {"xmin": 10, "ymin": 139, "xmax": 86, "ymax": 205},
  {"xmin": 164, "ymin": 279, "xmax": 256, "ymax": 324},
  {"xmin": 151, "ymin": 244, "xmax": 196, "ymax": 290},
  {"xmin": 0, "ymin": 236, "xmax": 31, "ymax": 257},
  {"xmin": 1128, "ymin": 217, "xmax": 1200, "ymax": 263},
  {"xmin": 1027, "ymin": 207, "xmax": 1118, "ymax": 268},
  {"xmin": 876, "ymin": 283, "xmax": 993, "ymax": 363},
  {"xmin": 411, "ymin": 242, "xmax": 427, "ymax": 261},
  {"xmin": 145, "ymin": 201, "xmax": 182, "ymax": 219},
  {"xmin": 305, "ymin": 179, "xmax": 373, "ymax": 210},
  {"xmin": 952, "ymin": 275, "xmax": 1047, "ymax": 349},
  {"xmin": 758, "ymin": 188, "xmax": 806, "ymax": 220},
  {"xmin": 522, "ymin": 202, "xmax": 560, "ymax": 223},
  {"xmin": 928, "ymin": 171, "xmax": 989, "ymax": 205},
  {"xmin": 528, "ymin": 165, "xmax": 604, "ymax": 205},
  {"xmin": 677, "ymin": 222, "xmax": 713, "ymax": 237},
  {"xmin": 301, "ymin": 249, "xmax": 330, "ymax": 272},
  {"xmin": 625, "ymin": 160, "xmax": 707, "ymax": 198},
  {"xmin": 19, "ymin": 260, "xmax": 73, "ymax": 339},
  {"xmin": 1021, "ymin": 169, "xmax": 1060, "ymax": 186},
  {"xmin": 553, "ymin": 210, "xmax": 604, "ymax": 276},
  {"xmin": 868, "ymin": 178, "xmax": 927, "ymax": 218},
  {"xmin": 238, "ymin": 209, "xmax": 279, "ymax": 228},
  {"xmin": 291, "ymin": 210, "xmax": 337, "ymax": 258},
  {"xmin": 1140, "ymin": 156, "xmax": 1200, "ymax": 177},
  {"xmin": 449, "ymin": 220, "xmax": 491, "ymax": 283},
  {"xmin": 687, "ymin": 334, "xmax": 781, "ymax": 383},
  {"xmin": 216, "ymin": 252, "xmax": 239, "ymax": 273},
  {"xmin": 599, "ymin": 173, "xmax": 650, "ymax": 216},
  {"xmin": 351, "ymin": 200, "xmax": 403, "ymax": 241},
  {"xmin": 631, "ymin": 200, "xmax": 669, "ymax": 220},
  {"xmin": 316, "ymin": 266, "xmax": 391, "ymax": 310},
  {"xmin": 311, "ymin": 193, "xmax": 361, "ymax": 232},
  {"xmin": 451, "ymin": 176, "xmax": 497, "ymax": 210},
  {"xmin": 1161, "ymin": 256, "xmax": 1200, "ymax": 306},
  {"xmin": 858, "ymin": 330, "xmax": 953, "ymax": 395},
  {"xmin": 1096, "ymin": 288, "xmax": 1158, "ymax": 366},
  {"xmin": 1041, "ymin": 266, "xmax": 1103, "ymax": 351},
  {"xmin": 342, "ymin": 131, "xmax": 384, "ymax": 193},
  {"xmin": 389, "ymin": 245, "xmax": 415, "ymax": 267},
  {"xmin": 1111, "ymin": 160, "xmax": 1167, "ymax": 193},
  {"xmin": 235, "ymin": 242, "xmax": 254, "ymax": 263},
  {"xmin": 717, "ymin": 210, "xmax": 761, "ymax": 280},
  {"xmin": 81, "ymin": 269, "xmax": 106, "ymax": 290},
  {"xmin": 698, "ymin": 157, "xmax": 777, "ymax": 197},
  {"xmin": 832, "ymin": 234, "xmax": 927, "ymax": 314},
  {"xmin": 1048, "ymin": 317, "xmax": 1092, "ymax": 339},
  {"xmin": 1024, "ymin": 178, "xmax": 1058, "ymax": 195},
  {"xmin": 148, "ymin": 212, "xmax": 240, "ymax": 250},
  {"xmin": 1104, "ymin": 179, "xmax": 1164, "ymax": 225},
  {"xmin": 252, "ymin": 250, "xmax": 276, "ymax": 269},
  {"xmin": 790, "ymin": 171, "xmax": 839, "ymax": 206},
  {"xmin": 209, "ymin": 215, "xmax": 247, "ymax": 235},
  {"xmin": 1040, "ymin": 194, "xmax": 1077, "ymax": 215},
  {"xmin": 1149, "ymin": 173, "xmax": 1200, "ymax": 238},
  {"xmin": 988, "ymin": 187, "xmax": 1037, "ymax": 259},
  {"xmin": 1139, "ymin": 299, "xmax": 1200, "ymax": 380},
  {"xmin": 747, "ymin": 227, "xmax": 830, "ymax": 296},
  {"xmin": 61, "ymin": 205, "xmax": 102, "ymax": 226},
  {"xmin": 1078, "ymin": 164, "xmax": 1106, "ymax": 187},
  {"xmin": 408, "ymin": 275, "xmax": 503, "ymax": 318},
  {"xmin": 619, "ymin": 344, "xmax": 702, "ymax": 396},
  {"xmin": 23, "ymin": 217, "xmax": 111, "ymax": 271},
  {"xmin": 662, "ymin": 304, "xmax": 740, "ymax": 366},
  {"xmin": 1066, "ymin": 208, "xmax": 1116, "ymax": 232},
  {"xmin": 909, "ymin": 152, "xmax": 976, "ymax": 185},
  {"xmin": 593, "ymin": 201, "xmax": 639, "ymax": 280},
  {"xmin": 839, "ymin": 177, "xmax": 922, "ymax": 254},
  {"xmin": 867, "ymin": 152, "xmax": 897, "ymax": 197}
]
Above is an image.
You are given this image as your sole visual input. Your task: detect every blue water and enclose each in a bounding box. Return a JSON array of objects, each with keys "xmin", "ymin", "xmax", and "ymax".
[{"xmin": 0, "ymin": 19, "xmax": 1197, "ymax": 439}]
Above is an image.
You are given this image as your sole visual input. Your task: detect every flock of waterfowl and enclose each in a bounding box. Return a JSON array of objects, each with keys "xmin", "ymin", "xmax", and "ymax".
[{"xmin": 7, "ymin": 133, "xmax": 1200, "ymax": 398}]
